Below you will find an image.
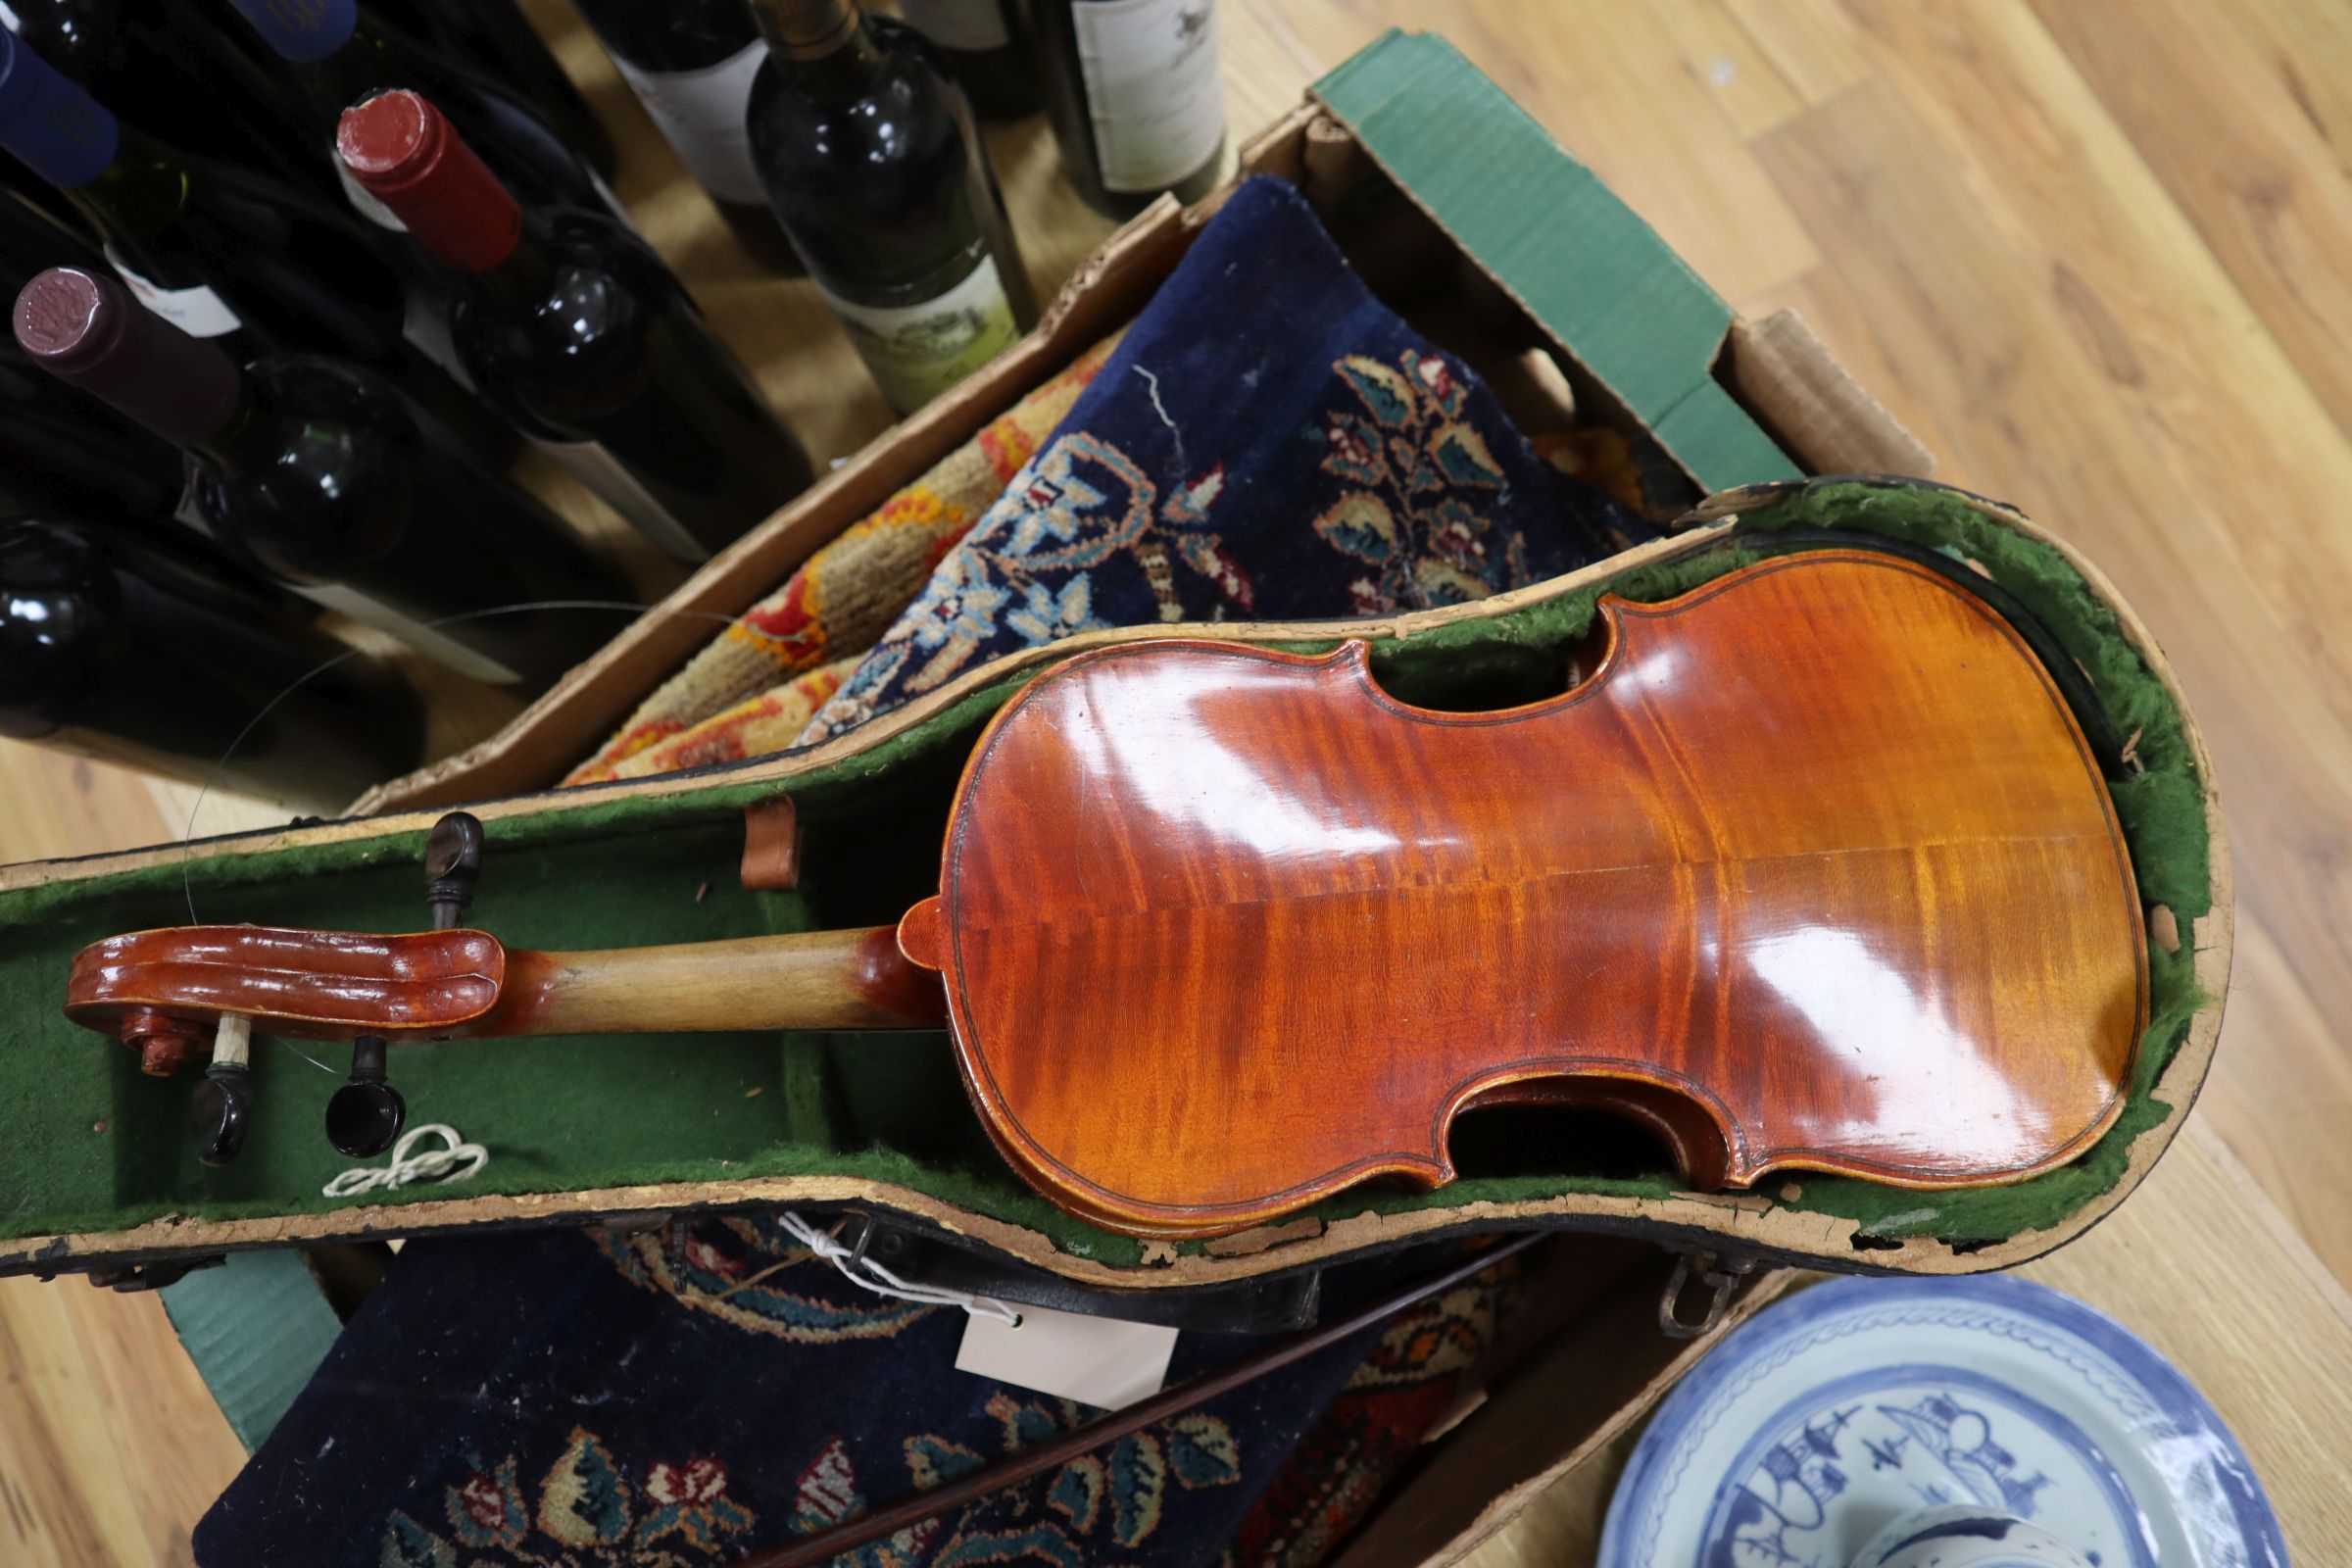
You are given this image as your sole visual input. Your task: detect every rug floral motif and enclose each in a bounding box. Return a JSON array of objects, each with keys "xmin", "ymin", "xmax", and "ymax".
[
  {"xmin": 198, "ymin": 1216, "xmax": 1523, "ymax": 1568},
  {"xmin": 565, "ymin": 334, "xmax": 1123, "ymax": 784},
  {"xmin": 796, "ymin": 176, "xmax": 1652, "ymax": 746}
]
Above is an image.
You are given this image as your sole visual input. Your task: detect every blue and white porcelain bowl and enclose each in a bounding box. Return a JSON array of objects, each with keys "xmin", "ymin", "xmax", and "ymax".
[
  {"xmin": 1850, "ymin": 1504, "xmax": 2090, "ymax": 1568},
  {"xmin": 1598, "ymin": 1275, "xmax": 2285, "ymax": 1568}
]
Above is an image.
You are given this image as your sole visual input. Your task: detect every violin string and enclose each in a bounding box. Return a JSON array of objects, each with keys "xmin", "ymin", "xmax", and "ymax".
[
  {"xmin": 271, "ymin": 1037, "xmax": 343, "ymax": 1078},
  {"xmin": 178, "ymin": 598, "xmax": 754, "ymax": 926}
]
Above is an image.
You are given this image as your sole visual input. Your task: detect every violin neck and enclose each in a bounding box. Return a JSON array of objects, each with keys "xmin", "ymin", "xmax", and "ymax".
[{"xmin": 482, "ymin": 927, "xmax": 947, "ymax": 1038}]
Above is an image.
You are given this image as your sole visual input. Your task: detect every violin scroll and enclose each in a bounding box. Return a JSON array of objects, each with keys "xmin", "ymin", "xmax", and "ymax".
[
  {"xmin": 69, "ymin": 789, "xmax": 931, "ymax": 1169},
  {"xmin": 66, "ymin": 925, "xmax": 511, "ymax": 1048},
  {"xmin": 64, "ymin": 923, "xmax": 496, "ymax": 1169},
  {"xmin": 66, "ymin": 811, "xmax": 493, "ymax": 1164}
]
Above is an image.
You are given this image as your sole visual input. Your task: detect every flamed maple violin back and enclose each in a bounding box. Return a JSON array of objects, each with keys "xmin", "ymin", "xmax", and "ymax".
[{"xmin": 908, "ymin": 551, "xmax": 2147, "ymax": 1239}]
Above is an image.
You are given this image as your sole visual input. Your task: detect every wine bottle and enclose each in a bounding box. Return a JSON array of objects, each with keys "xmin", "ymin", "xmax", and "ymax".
[
  {"xmin": 0, "ymin": 184, "xmax": 187, "ymax": 519},
  {"xmin": 369, "ymin": 0, "xmax": 615, "ymax": 178},
  {"xmin": 219, "ymin": 0, "xmax": 631, "ymax": 234},
  {"xmin": 15, "ymin": 265, "xmax": 638, "ymax": 692},
  {"xmin": 0, "ymin": 25, "xmax": 402, "ymax": 354},
  {"xmin": 8, "ymin": 489, "xmax": 321, "ymax": 625},
  {"xmin": 0, "ymin": 24, "xmax": 506, "ymax": 448},
  {"xmin": 0, "ymin": 0, "xmax": 332, "ymax": 199},
  {"xmin": 744, "ymin": 0, "xmax": 1035, "ymax": 416},
  {"xmin": 0, "ymin": 357, "xmax": 187, "ymax": 518},
  {"xmin": 0, "ymin": 514, "xmax": 426, "ymax": 808},
  {"xmin": 1032, "ymin": 0, "xmax": 1224, "ymax": 218},
  {"xmin": 568, "ymin": 0, "xmax": 801, "ymax": 272},
  {"xmin": 897, "ymin": 0, "xmax": 1041, "ymax": 121},
  {"xmin": 338, "ymin": 90, "xmax": 813, "ymax": 562}
]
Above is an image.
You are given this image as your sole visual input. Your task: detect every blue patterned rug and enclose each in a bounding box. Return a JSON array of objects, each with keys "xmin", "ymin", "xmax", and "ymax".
[
  {"xmin": 801, "ymin": 175, "xmax": 1652, "ymax": 743},
  {"xmin": 195, "ymin": 1221, "xmax": 1521, "ymax": 1566}
]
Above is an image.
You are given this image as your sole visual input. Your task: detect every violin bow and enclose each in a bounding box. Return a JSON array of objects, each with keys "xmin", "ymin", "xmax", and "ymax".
[{"xmin": 737, "ymin": 1230, "xmax": 1546, "ymax": 1568}]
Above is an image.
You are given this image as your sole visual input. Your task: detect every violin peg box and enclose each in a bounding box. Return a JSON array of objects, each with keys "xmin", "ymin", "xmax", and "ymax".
[{"xmin": 0, "ymin": 32, "xmax": 2225, "ymax": 1349}]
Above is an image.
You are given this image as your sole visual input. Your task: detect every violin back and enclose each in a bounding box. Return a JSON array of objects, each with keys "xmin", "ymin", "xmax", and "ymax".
[{"xmin": 905, "ymin": 551, "xmax": 2147, "ymax": 1239}]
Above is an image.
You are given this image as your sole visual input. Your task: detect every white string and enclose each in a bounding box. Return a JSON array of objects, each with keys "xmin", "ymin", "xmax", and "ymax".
[
  {"xmin": 322, "ymin": 1123, "xmax": 489, "ymax": 1199},
  {"xmin": 776, "ymin": 1211, "xmax": 1021, "ymax": 1326}
]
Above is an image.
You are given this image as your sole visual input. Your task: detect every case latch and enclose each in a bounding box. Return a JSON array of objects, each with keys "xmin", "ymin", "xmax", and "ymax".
[{"xmin": 1658, "ymin": 1248, "xmax": 1757, "ymax": 1339}]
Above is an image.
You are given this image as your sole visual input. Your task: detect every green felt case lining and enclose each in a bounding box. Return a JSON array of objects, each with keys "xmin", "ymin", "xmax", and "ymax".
[{"xmin": 0, "ymin": 481, "xmax": 2208, "ymax": 1270}]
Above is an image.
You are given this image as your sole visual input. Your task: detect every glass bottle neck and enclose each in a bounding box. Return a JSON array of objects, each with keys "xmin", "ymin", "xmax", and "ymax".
[
  {"xmin": 63, "ymin": 123, "xmax": 189, "ymax": 249},
  {"xmin": 748, "ymin": 0, "xmax": 880, "ymax": 96},
  {"xmin": 186, "ymin": 388, "xmax": 274, "ymax": 472},
  {"xmin": 462, "ymin": 217, "xmax": 559, "ymax": 312},
  {"xmin": 280, "ymin": 12, "xmax": 409, "ymax": 128}
]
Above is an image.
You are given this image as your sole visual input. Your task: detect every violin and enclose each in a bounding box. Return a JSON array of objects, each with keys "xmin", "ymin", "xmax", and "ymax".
[{"xmin": 63, "ymin": 551, "xmax": 2147, "ymax": 1240}]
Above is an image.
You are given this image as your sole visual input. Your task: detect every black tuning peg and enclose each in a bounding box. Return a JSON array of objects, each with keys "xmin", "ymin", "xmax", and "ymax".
[
  {"xmin": 192, "ymin": 1063, "xmax": 256, "ymax": 1166},
  {"xmin": 191, "ymin": 1014, "xmax": 255, "ymax": 1166},
  {"xmin": 320, "ymin": 811, "xmax": 482, "ymax": 1160},
  {"xmin": 425, "ymin": 810, "xmax": 484, "ymax": 931},
  {"xmin": 326, "ymin": 1034, "xmax": 405, "ymax": 1158}
]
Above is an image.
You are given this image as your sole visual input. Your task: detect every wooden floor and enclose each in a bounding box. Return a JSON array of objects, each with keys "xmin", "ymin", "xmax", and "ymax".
[{"xmin": 8, "ymin": 0, "xmax": 2352, "ymax": 1561}]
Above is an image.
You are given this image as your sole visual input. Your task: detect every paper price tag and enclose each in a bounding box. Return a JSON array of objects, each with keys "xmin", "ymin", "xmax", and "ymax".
[{"xmin": 955, "ymin": 1304, "xmax": 1177, "ymax": 1411}]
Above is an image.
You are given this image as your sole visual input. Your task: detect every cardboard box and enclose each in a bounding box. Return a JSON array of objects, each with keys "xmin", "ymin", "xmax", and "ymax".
[
  {"xmin": 5, "ymin": 35, "xmax": 2222, "ymax": 1564},
  {"xmin": 1336, "ymin": 1246, "xmax": 1790, "ymax": 1568}
]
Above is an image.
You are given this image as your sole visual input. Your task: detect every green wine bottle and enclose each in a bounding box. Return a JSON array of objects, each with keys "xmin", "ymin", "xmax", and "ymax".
[{"xmin": 745, "ymin": 0, "xmax": 1035, "ymax": 415}]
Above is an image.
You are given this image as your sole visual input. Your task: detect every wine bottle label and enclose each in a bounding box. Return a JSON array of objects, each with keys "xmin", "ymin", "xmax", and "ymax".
[
  {"xmin": 336, "ymin": 154, "xmax": 411, "ymax": 232},
  {"xmin": 530, "ymin": 436, "xmax": 713, "ymax": 564},
  {"xmin": 171, "ymin": 463, "xmax": 208, "ymax": 531},
  {"xmin": 900, "ymin": 0, "xmax": 1011, "ymax": 52},
  {"xmin": 1071, "ymin": 0, "xmax": 1224, "ymax": 194},
  {"xmin": 613, "ymin": 43, "xmax": 770, "ymax": 207},
  {"xmin": 290, "ymin": 581, "xmax": 524, "ymax": 686},
  {"xmin": 103, "ymin": 248, "xmax": 242, "ymax": 339},
  {"xmin": 816, "ymin": 254, "xmax": 1021, "ymax": 416},
  {"xmin": 400, "ymin": 285, "xmax": 474, "ymax": 390}
]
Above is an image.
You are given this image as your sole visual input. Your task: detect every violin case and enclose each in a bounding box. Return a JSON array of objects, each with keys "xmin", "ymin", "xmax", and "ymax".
[
  {"xmin": 0, "ymin": 36, "xmax": 2224, "ymax": 1332},
  {"xmin": 0, "ymin": 470, "xmax": 2224, "ymax": 1297}
]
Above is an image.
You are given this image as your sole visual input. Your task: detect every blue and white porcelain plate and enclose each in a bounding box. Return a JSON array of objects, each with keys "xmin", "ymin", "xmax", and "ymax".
[{"xmin": 1599, "ymin": 1276, "xmax": 2285, "ymax": 1568}]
